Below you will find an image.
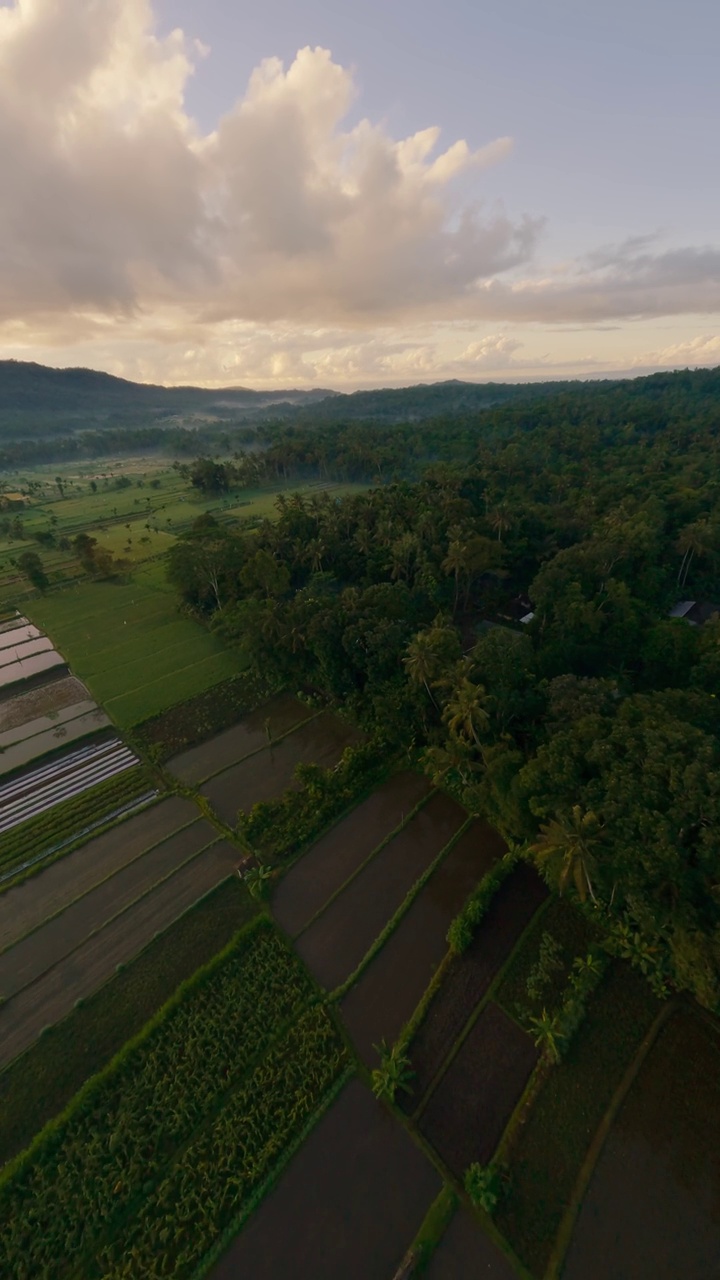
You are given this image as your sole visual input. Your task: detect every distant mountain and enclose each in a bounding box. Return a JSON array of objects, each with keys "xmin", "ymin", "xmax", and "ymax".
[{"xmin": 0, "ymin": 360, "xmax": 335, "ymax": 422}]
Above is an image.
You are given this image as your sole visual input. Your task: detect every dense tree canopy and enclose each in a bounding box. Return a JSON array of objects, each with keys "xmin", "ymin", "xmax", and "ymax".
[{"xmin": 164, "ymin": 366, "xmax": 720, "ymax": 1010}]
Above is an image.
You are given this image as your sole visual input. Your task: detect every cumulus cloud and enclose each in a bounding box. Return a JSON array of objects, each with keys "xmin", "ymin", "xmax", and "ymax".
[
  {"xmin": 0, "ymin": 0, "xmax": 531, "ymax": 332},
  {"xmin": 1, "ymin": 0, "xmax": 719, "ymax": 386}
]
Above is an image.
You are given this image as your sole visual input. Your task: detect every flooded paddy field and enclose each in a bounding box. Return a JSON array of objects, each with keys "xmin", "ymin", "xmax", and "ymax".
[
  {"xmin": 202, "ymin": 711, "xmax": 362, "ymax": 825},
  {"xmin": 564, "ymin": 1009, "xmax": 720, "ymax": 1280},
  {"xmin": 400, "ymin": 865, "xmax": 547, "ymax": 1113},
  {"xmin": 0, "ymin": 795, "xmax": 196, "ymax": 948},
  {"xmin": 0, "ymin": 819, "xmax": 217, "ymax": 998},
  {"xmin": 341, "ymin": 821, "xmax": 506, "ymax": 1062},
  {"xmin": 0, "ymin": 838, "xmax": 239, "ymax": 1066},
  {"xmin": 167, "ymin": 693, "xmax": 315, "ymax": 784},
  {"xmin": 0, "ymin": 705, "xmax": 111, "ymax": 777},
  {"xmin": 420, "ymin": 1001, "xmax": 538, "ymax": 1176},
  {"xmin": 296, "ymin": 791, "xmax": 465, "ymax": 991},
  {"xmin": 211, "ymin": 1078, "xmax": 441, "ymax": 1280},
  {"xmin": 0, "ymin": 646, "xmax": 65, "ymax": 690},
  {"xmin": 273, "ymin": 770, "xmax": 431, "ymax": 937},
  {"xmin": 426, "ymin": 1209, "xmax": 518, "ymax": 1280}
]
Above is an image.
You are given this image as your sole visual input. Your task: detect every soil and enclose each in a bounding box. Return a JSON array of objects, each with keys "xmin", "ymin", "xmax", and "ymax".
[
  {"xmin": 296, "ymin": 792, "xmax": 465, "ymax": 991},
  {"xmin": 0, "ymin": 838, "xmax": 239, "ymax": 1067},
  {"xmin": 340, "ymin": 821, "xmax": 507, "ymax": 1063},
  {"xmin": 0, "ymin": 796, "xmax": 197, "ymax": 950},
  {"xmin": 201, "ymin": 713, "xmax": 362, "ymax": 825},
  {"xmin": 166, "ymin": 694, "xmax": 315, "ymax": 783},
  {"xmin": 0, "ymin": 818, "xmax": 216, "ymax": 998},
  {"xmin": 272, "ymin": 771, "xmax": 432, "ymax": 937},
  {"xmin": 400, "ymin": 864, "xmax": 547, "ymax": 1113},
  {"xmin": 564, "ymin": 1010, "xmax": 720, "ymax": 1280},
  {"xmin": 210, "ymin": 1077, "xmax": 441, "ymax": 1280},
  {"xmin": 419, "ymin": 1001, "xmax": 538, "ymax": 1176},
  {"xmin": 425, "ymin": 1209, "xmax": 519, "ymax": 1280}
]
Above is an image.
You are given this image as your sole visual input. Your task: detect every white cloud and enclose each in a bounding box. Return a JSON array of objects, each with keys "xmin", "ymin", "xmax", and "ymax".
[{"xmin": 0, "ymin": 0, "xmax": 719, "ymax": 387}]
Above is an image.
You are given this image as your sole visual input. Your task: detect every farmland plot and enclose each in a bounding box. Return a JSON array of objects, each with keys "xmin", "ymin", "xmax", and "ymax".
[
  {"xmin": 0, "ymin": 837, "xmax": 240, "ymax": 1066},
  {"xmin": 202, "ymin": 711, "xmax": 362, "ymax": 825},
  {"xmin": 167, "ymin": 692, "xmax": 315, "ymax": 784},
  {"xmin": 296, "ymin": 791, "xmax": 465, "ymax": 992},
  {"xmin": 0, "ymin": 735, "xmax": 138, "ymax": 832},
  {"xmin": 340, "ymin": 821, "xmax": 506, "ymax": 1062},
  {"xmin": 273, "ymin": 770, "xmax": 432, "ymax": 937},
  {"xmin": 0, "ymin": 818, "xmax": 217, "ymax": 998},
  {"xmin": 0, "ymin": 705, "xmax": 111, "ymax": 777},
  {"xmin": 211, "ymin": 1078, "xmax": 441, "ymax": 1280},
  {"xmin": 0, "ymin": 925, "xmax": 346, "ymax": 1280},
  {"xmin": 425, "ymin": 1209, "xmax": 519, "ymax": 1280},
  {"xmin": 400, "ymin": 865, "xmax": 547, "ymax": 1114},
  {"xmin": 0, "ymin": 674, "xmax": 88, "ymax": 732}
]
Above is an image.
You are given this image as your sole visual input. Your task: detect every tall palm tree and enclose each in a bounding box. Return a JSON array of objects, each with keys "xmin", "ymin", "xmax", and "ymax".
[
  {"xmin": 676, "ymin": 518, "xmax": 715, "ymax": 588},
  {"xmin": 443, "ymin": 677, "xmax": 491, "ymax": 749},
  {"xmin": 531, "ymin": 805, "xmax": 601, "ymax": 904}
]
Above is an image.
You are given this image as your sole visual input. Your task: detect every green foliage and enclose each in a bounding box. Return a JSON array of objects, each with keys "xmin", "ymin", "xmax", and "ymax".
[
  {"xmin": 0, "ymin": 923, "xmax": 337, "ymax": 1280},
  {"xmin": 239, "ymin": 738, "xmax": 392, "ymax": 859},
  {"xmin": 525, "ymin": 932, "xmax": 564, "ymax": 1002},
  {"xmin": 464, "ymin": 1161, "xmax": 504, "ymax": 1214},
  {"xmin": 526, "ymin": 947, "xmax": 610, "ymax": 1063},
  {"xmin": 370, "ymin": 1038, "xmax": 415, "ymax": 1103},
  {"xmin": 446, "ymin": 849, "xmax": 519, "ymax": 953}
]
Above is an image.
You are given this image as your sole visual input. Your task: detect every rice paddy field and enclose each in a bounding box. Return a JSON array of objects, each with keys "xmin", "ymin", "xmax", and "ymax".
[{"xmin": 25, "ymin": 564, "xmax": 241, "ymax": 727}]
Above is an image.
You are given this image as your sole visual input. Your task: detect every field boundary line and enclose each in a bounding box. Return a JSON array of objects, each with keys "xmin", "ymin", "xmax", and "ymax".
[
  {"xmin": 543, "ymin": 996, "xmax": 680, "ymax": 1280},
  {"xmin": 330, "ymin": 816, "xmax": 474, "ymax": 1002},
  {"xmin": 0, "ymin": 836, "xmax": 233, "ymax": 1021},
  {"xmin": 100, "ymin": 647, "xmax": 243, "ymax": 715},
  {"xmin": 412, "ymin": 898, "xmax": 548, "ymax": 1122},
  {"xmin": 0, "ymin": 810, "xmax": 202, "ymax": 956},
  {"xmin": 290, "ymin": 786, "xmax": 437, "ymax": 942}
]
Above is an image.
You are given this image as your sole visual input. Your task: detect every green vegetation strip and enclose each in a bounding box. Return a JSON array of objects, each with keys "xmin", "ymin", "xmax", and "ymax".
[
  {"xmin": 493, "ymin": 963, "xmax": 660, "ymax": 1277},
  {"xmin": 406, "ymin": 1185, "xmax": 457, "ymax": 1275},
  {"xmin": 494, "ymin": 897, "xmax": 596, "ymax": 1027},
  {"xmin": 0, "ymin": 766, "xmax": 158, "ymax": 887},
  {"xmin": 0, "ymin": 878, "xmax": 255, "ymax": 1168},
  {"xmin": 0, "ymin": 919, "xmax": 344, "ymax": 1280},
  {"xmin": 240, "ymin": 739, "xmax": 393, "ymax": 860}
]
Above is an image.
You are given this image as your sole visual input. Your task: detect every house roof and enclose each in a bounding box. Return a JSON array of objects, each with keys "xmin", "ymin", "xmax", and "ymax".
[{"xmin": 668, "ymin": 601, "xmax": 696, "ymax": 618}]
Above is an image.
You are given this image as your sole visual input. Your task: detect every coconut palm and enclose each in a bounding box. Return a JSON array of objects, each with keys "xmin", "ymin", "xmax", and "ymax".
[
  {"xmin": 528, "ymin": 1008, "xmax": 564, "ymax": 1064},
  {"xmin": 443, "ymin": 677, "xmax": 491, "ymax": 750},
  {"xmin": 531, "ymin": 805, "xmax": 601, "ymax": 904},
  {"xmin": 676, "ymin": 518, "xmax": 715, "ymax": 587},
  {"xmin": 371, "ymin": 1040, "xmax": 414, "ymax": 1103}
]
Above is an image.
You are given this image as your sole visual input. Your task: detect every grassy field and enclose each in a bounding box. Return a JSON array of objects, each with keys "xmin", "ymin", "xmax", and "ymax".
[{"xmin": 26, "ymin": 564, "xmax": 241, "ymax": 727}]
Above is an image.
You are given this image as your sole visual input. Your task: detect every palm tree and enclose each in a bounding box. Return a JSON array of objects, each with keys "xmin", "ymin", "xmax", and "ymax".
[
  {"xmin": 676, "ymin": 518, "xmax": 715, "ymax": 587},
  {"xmin": 528, "ymin": 1009, "xmax": 563, "ymax": 1064},
  {"xmin": 371, "ymin": 1040, "xmax": 414, "ymax": 1103},
  {"xmin": 531, "ymin": 805, "xmax": 601, "ymax": 904},
  {"xmin": 443, "ymin": 678, "xmax": 491, "ymax": 750},
  {"xmin": 403, "ymin": 625, "xmax": 458, "ymax": 708}
]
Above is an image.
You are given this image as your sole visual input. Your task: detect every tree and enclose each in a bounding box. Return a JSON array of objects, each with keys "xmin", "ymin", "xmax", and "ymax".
[
  {"xmin": 531, "ymin": 805, "xmax": 601, "ymax": 903},
  {"xmin": 17, "ymin": 550, "xmax": 49, "ymax": 591},
  {"xmin": 443, "ymin": 677, "xmax": 491, "ymax": 750},
  {"xmin": 371, "ymin": 1040, "xmax": 414, "ymax": 1103},
  {"xmin": 189, "ymin": 458, "xmax": 232, "ymax": 495},
  {"xmin": 676, "ymin": 518, "xmax": 715, "ymax": 588}
]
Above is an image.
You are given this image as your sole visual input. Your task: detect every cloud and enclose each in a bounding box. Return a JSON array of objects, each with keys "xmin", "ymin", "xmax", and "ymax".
[
  {"xmin": 0, "ymin": 0, "xmax": 719, "ymax": 388},
  {"xmin": 0, "ymin": 1, "xmax": 528, "ymax": 331}
]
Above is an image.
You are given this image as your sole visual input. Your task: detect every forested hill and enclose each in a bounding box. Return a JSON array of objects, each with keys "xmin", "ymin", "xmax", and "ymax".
[{"xmin": 0, "ymin": 360, "xmax": 334, "ymax": 427}]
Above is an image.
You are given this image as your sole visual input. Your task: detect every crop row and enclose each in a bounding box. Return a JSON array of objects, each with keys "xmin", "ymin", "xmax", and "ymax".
[
  {"xmin": 0, "ymin": 765, "xmax": 156, "ymax": 876},
  {"xmin": 97, "ymin": 1006, "xmax": 347, "ymax": 1280},
  {"xmin": 0, "ymin": 923, "xmax": 313, "ymax": 1278}
]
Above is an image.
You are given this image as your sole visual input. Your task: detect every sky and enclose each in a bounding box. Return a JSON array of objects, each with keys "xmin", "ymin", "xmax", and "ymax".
[{"xmin": 1, "ymin": 0, "xmax": 719, "ymax": 389}]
